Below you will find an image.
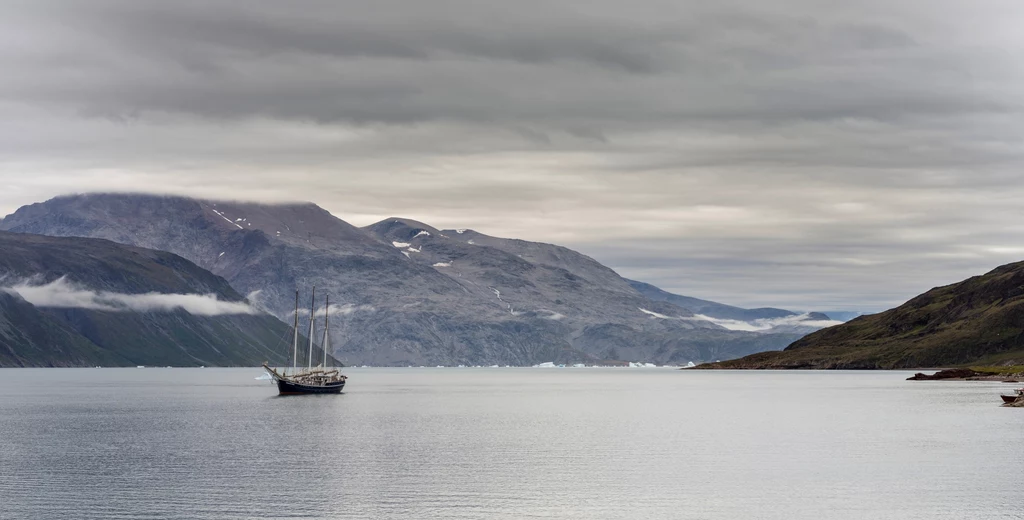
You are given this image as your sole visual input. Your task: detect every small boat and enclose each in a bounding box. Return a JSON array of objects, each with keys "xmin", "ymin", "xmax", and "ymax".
[
  {"xmin": 263, "ymin": 288, "xmax": 346, "ymax": 395},
  {"xmin": 1000, "ymin": 388, "xmax": 1024, "ymax": 404}
]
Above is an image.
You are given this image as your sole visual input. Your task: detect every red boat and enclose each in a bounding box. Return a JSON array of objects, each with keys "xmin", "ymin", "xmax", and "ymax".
[{"xmin": 1001, "ymin": 388, "xmax": 1023, "ymax": 404}]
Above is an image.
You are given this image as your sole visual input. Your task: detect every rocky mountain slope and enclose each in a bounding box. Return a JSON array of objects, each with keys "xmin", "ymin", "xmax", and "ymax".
[
  {"xmin": 3, "ymin": 194, "xmax": 806, "ymax": 366},
  {"xmin": 0, "ymin": 231, "xmax": 309, "ymax": 367},
  {"xmin": 703, "ymin": 261, "xmax": 1024, "ymax": 369}
]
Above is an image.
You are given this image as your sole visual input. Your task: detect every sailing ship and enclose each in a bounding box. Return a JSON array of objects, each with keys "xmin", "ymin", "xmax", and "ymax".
[{"xmin": 263, "ymin": 288, "xmax": 347, "ymax": 395}]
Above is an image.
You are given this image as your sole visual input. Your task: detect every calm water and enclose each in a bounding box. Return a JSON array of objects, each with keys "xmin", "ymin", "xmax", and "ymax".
[{"xmin": 0, "ymin": 368, "xmax": 1021, "ymax": 520}]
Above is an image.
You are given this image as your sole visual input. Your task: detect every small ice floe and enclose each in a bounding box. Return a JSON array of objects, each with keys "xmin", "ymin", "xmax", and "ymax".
[
  {"xmin": 573, "ymin": 363, "xmax": 586, "ymax": 368},
  {"xmin": 534, "ymin": 362, "xmax": 557, "ymax": 368},
  {"xmin": 628, "ymin": 362, "xmax": 658, "ymax": 368},
  {"xmin": 136, "ymin": 365, "xmax": 145, "ymax": 369},
  {"xmin": 489, "ymin": 365, "xmax": 500, "ymax": 368}
]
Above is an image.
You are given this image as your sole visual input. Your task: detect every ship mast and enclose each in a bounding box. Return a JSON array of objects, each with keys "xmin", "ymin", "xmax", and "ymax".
[
  {"xmin": 322, "ymin": 295, "xmax": 330, "ymax": 368},
  {"xmin": 291, "ymin": 290, "xmax": 299, "ymax": 374},
  {"xmin": 307, "ymin": 286, "xmax": 316, "ymax": 370}
]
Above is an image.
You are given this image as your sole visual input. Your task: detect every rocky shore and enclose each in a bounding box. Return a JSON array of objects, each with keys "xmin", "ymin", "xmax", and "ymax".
[{"xmin": 906, "ymin": 368, "xmax": 1023, "ymax": 382}]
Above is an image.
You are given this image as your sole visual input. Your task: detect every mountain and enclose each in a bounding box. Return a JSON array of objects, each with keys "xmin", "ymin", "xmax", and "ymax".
[
  {"xmin": 0, "ymin": 230, "xmax": 309, "ymax": 367},
  {"xmin": 363, "ymin": 218, "xmax": 811, "ymax": 362},
  {"xmin": 703, "ymin": 261, "xmax": 1024, "ymax": 369},
  {"xmin": 2, "ymin": 194, "xmax": 806, "ymax": 366}
]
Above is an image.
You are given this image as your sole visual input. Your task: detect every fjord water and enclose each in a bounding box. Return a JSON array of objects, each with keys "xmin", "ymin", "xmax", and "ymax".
[{"xmin": 1, "ymin": 369, "xmax": 1020, "ymax": 520}]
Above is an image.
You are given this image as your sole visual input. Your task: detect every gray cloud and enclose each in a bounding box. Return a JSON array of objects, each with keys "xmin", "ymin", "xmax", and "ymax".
[
  {"xmin": 3, "ymin": 277, "xmax": 258, "ymax": 315},
  {"xmin": 2, "ymin": 0, "xmax": 1024, "ymax": 312},
  {"xmin": 690, "ymin": 314, "xmax": 845, "ymax": 332},
  {"xmin": 294, "ymin": 304, "xmax": 376, "ymax": 318}
]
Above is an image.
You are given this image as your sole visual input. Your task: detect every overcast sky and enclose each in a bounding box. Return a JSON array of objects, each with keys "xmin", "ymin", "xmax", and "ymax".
[{"xmin": 2, "ymin": 0, "xmax": 1023, "ymax": 312}]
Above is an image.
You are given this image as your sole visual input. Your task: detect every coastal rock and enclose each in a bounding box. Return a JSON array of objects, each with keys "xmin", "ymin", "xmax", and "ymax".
[{"xmin": 906, "ymin": 369, "xmax": 980, "ymax": 380}]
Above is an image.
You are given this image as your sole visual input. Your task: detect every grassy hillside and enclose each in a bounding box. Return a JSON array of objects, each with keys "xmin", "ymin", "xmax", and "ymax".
[{"xmin": 704, "ymin": 261, "xmax": 1024, "ymax": 369}]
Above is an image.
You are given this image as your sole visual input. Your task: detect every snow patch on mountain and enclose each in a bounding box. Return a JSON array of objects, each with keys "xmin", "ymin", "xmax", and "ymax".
[{"xmin": 210, "ymin": 209, "xmax": 243, "ymax": 229}]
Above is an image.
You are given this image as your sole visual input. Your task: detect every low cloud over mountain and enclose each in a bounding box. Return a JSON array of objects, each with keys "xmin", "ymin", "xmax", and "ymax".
[{"xmin": 3, "ymin": 276, "xmax": 258, "ymax": 316}]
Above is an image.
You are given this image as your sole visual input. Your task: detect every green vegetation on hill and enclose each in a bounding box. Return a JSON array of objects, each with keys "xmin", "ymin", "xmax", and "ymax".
[{"xmin": 702, "ymin": 261, "xmax": 1024, "ymax": 369}]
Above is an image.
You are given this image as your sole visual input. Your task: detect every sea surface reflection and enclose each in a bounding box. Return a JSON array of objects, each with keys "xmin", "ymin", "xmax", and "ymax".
[{"xmin": 1, "ymin": 367, "xmax": 1021, "ymax": 519}]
